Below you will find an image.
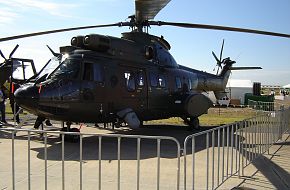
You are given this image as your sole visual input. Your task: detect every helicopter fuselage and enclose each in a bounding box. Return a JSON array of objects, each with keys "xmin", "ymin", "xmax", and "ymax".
[{"xmin": 15, "ymin": 32, "xmax": 231, "ymax": 127}]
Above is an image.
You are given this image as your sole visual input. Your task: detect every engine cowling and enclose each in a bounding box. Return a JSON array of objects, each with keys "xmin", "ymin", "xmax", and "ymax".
[{"xmin": 83, "ymin": 34, "xmax": 111, "ymax": 52}]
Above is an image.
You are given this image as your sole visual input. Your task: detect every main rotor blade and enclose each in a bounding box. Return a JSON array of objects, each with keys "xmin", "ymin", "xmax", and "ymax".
[
  {"xmin": 0, "ymin": 23, "xmax": 123, "ymax": 42},
  {"xmin": 150, "ymin": 21, "xmax": 290, "ymax": 38},
  {"xmin": 135, "ymin": 0, "xmax": 171, "ymax": 23},
  {"xmin": 219, "ymin": 39, "xmax": 224, "ymax": 62},
  {"xmin": 212, "ymin": 51, "xmax": 220, "ymax": 64},
  {"xmin": 230, "ymin": 67, "xmax": 262, "ymax": 70}
]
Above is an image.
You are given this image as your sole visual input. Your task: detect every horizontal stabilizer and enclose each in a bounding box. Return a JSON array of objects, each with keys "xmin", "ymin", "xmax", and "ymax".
[{"xmin": 230, "ymin": 67, "xmax": 262, "ymax": 70}]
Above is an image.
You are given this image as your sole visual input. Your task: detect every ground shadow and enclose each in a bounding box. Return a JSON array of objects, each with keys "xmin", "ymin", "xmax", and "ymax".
[
  {"xmin": 0, "ymin": 124, "xmax": 217, "ymax": 161},
  {"xmin": 234, "ymin": 134, "xmax": 290, "ymax": 190}
]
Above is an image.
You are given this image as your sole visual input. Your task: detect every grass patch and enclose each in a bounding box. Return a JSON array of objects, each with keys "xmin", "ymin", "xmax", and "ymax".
[
  {"xmin": 146, "ymin": 107, "xmax": 257, "ymax": 126},
  {"xmin": 4, "ymin": 102, "xmax": 29, "ymax": 119},
  {"xmin": 199, "ymin": 107, "xmax": 257, "ymax": 126}
]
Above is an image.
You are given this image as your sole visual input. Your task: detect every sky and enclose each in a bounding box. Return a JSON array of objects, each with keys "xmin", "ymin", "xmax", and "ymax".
[{"xmin": 0, "ymin": 0, "xmax": 290, "ymax": 86}]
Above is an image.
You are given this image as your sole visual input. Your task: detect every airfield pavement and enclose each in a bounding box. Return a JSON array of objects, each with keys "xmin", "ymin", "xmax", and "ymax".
[
  {"xmin": 220, "ymin": 131, "xmax": 290, "ymax": 190},
  {"xmin": 0, "ymin": 118, "xmax": 290, "ymax": 190}
]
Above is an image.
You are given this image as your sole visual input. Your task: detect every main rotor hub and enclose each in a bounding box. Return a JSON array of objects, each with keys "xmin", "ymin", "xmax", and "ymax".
[{"xmin": 127, "ymin": 15, "xmax": 151, "ymax": 33}]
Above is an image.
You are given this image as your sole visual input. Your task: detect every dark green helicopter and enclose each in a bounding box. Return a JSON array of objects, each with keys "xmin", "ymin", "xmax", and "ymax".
[{"xmin": 1, "ymin": 0, "xmax": 290, "ymax": 131}]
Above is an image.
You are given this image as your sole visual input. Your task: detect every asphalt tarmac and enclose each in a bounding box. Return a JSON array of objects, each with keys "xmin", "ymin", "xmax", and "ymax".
[{"xmin": 0, "ymin": 119, "xmax": 289, "ymax": 190}]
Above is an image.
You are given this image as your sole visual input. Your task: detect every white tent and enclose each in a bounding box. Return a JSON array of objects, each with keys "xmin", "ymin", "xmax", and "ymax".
[
  {"xmin": 227, "ymin": 79, "xmax": 253, "ymax": 88},
  {"xmin": 226, "ymin": 79, "xmax": 253, "ymax": 105},
  {"xmin": 283, "ymin": 84, "xmax": 290, "ymax": 88}
]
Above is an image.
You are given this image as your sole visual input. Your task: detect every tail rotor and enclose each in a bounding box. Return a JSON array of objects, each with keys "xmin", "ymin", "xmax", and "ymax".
[{"xmin": 212, "ymin": 39, "xmax": 225, "ymax": 74}]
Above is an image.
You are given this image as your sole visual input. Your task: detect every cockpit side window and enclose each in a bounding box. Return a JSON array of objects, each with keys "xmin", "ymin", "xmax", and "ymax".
[{"xmin": 83, "ymin": 62, "xmax": 104, "ymax": 83}]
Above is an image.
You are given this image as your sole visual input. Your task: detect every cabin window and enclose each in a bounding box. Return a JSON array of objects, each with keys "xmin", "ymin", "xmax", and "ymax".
[
  {"xmin": 150, "ymin": 72, "xmax": 166, "ymax": 88},
  {"xmin": 175, "ymin": 77, "xmax": 182, "ymax": 89},
  {"xmin": 188, "ymin": 78, "xmax": 192, "ymax": 90},
  {"xmin": 93, "ymin": 63, "xmax": 104, "ymax": 82},
  {"xmin": 150, "ymin": 73, "xmax": 158, "ymax": 87},
  {"xmin": 124, "ymin": 72, "xmax": 136, "ymax": 91},
  {"xmin": 83, "ymin": 62, "xmax": 94, "ymax": 81},
  {"xmin": 182, "ymin": 82, "xmax": 189, "ymax": 92},
  {"xmin": 158, "ymin": 75, "xmax": 166, "ymax": 87},
  {"xmin": 191, "ymin": 75, "xmax": 198, "ymax": 89},
  {"xmin": 137, "ymin": 72, "xmax": 144, "ymax": 86}
]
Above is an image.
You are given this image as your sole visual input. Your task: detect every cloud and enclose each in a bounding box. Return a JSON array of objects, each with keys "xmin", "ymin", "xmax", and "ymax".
[
  {"xmin": 231, "ymin": 70, "xmax": 290, "ymax": 86},
  {"xmin": 0, "ymin": 0, "xmax": 79, "ymax": 19},
  {"xmin": 0, "ymin": 7, "xmax": 19, "ymax": 24}
]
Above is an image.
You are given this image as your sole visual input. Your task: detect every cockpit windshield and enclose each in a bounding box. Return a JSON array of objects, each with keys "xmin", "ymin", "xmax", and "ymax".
[
  {"xmin": 25, "ymin": 56, "xmax": 61, "ymax": 83},
  {"xmin": 48, "ymin": 58, "xmax": 80, "ymax": 80},
  {"xmin": 37, "ymin": 57, "xmax": 60, "ymax": 80}
]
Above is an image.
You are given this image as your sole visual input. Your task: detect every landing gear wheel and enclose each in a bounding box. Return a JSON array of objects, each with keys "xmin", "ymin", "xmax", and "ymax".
[
  {"xmin": 183, "ymin": 117, "xmax": 200, "ymax": 130},
  {"xmin": 139, "ymin": 120, "xmax": 144, "ymax": 128},
  {"xmin": 189, "ymin": 117, "xmax": 200, "ymax": 130},
  {"xmin": 60, "ymin": 122, "xmax": 80, "ymax": 143},
  {"xmin": 60, "ymin": 127, "xmax": 80, "ymax": 143}
]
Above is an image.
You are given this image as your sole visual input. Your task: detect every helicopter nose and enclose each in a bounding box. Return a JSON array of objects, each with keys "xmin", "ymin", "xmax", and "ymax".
[{"xmin": 14, "ymin": 83, "xmax": 39, "ymax": 112}]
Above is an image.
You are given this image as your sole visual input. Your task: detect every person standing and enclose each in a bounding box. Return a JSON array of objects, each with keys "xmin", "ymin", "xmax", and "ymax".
[
  {"xmin": 9, "ymin": 83, "xmax": 20, "ymax": 123},
  {"xmin": 0, "ymin": 85, "xmax": 7, "ymax": 123}
]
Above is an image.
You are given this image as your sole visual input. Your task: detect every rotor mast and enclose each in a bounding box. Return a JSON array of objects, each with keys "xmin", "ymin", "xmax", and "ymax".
[{"xmin": 134, "ymin": 0, "xmax": 171, "ymax": 33}]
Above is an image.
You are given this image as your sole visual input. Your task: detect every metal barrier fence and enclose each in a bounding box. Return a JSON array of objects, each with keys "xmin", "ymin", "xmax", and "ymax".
[
  {"xmin": 248, "ymin": 99, "xmax": 275, "ymax": 111},
  {"xmin": 0, "ymin": 128, "xmax": 180, "ymax": 190},
  {"xmin": 183, "ymin": 107, "xmax": 290, "ymax": 190},
  {"xmin": 1, "ymin": 107, "xmax": 290, "ymax": 190}
]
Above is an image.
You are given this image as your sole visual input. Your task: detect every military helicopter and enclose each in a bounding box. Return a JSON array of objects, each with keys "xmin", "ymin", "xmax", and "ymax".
[
  {"xmin": 0, "ymin": 45, "xmax": 37, "ymax": 87},
  {"xmin": 1, "ymin": 0, "xmax": 290, "ymax": 131}
]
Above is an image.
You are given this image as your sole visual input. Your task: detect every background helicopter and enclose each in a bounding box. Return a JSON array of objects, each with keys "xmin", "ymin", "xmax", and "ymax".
[
  {"xmin": 1, "ymin": 0, "xmax": 290, "ymax": 131},
  {"xmin": 0, "ymin": 45, "xmax": 37, "ymax": 87},
  {"xmin": 0, "ymin": 44, "xmax": 61, "ymax": 127}
]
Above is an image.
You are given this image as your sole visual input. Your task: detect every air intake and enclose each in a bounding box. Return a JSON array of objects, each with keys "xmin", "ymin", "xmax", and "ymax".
[{"xmin": 71, "ymin": 36, "xmax": 85, "ymax": 47}]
